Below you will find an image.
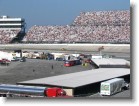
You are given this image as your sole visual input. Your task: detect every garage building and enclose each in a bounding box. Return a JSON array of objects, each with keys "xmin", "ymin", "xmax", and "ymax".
[{"xmin": 17, "ymin": 68, "xmax": 130, "ymax": 96}]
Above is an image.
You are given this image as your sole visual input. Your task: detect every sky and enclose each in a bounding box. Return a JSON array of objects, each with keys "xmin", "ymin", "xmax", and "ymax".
[{"xmin": 0, "ymin": 0, "xmax": 130, "ymax": 30}]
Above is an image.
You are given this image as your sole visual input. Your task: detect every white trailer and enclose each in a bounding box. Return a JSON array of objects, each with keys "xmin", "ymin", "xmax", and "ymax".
[
  {"xmin": 92, "ymin": 55, "xmax": 102, "ymax": 59},
  {"xmin": 100, "ymin": 78, "xmax": 125, "ymax": 96}
]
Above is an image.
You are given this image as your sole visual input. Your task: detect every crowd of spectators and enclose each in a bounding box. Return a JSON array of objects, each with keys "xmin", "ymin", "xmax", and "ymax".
[
  {"xmin": 0, "ymin": 30, "xmax": 20, "ymax": 44},
  {"xmin": 73, "ymin": 10, "xmax": 130, "ymax": 26},
  {"xmin": 23, "ymin": 25, "xmax": 130, "ymax": 43},
  {"xmin": 23, "ymin": 10, "xmax": 130, "ymax": 44}
]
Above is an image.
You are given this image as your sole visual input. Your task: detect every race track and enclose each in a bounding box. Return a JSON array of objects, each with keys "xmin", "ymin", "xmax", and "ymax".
[{"xmin": 0, "ymin": 44, "xmax": 130, "ymax": 53}]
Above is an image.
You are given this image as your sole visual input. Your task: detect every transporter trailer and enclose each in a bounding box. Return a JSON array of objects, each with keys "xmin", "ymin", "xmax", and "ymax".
[
  {"xmin": 100, "ymin": 78, "xmax": 129, "ymax": 96},
  {"xmin": 0, "ymin": 84, "xmax": 69, "ymax": 97}
]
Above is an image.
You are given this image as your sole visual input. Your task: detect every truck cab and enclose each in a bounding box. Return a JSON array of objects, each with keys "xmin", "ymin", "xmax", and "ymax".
[{"xmin": 45, "ymin": 87, "xmax": 66, "ymax": 97}]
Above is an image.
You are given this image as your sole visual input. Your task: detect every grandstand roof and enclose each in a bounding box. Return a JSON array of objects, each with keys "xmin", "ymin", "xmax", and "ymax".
[{"xmin": 0, "ymin": 16, "xmax": 24, "ymax": 21}]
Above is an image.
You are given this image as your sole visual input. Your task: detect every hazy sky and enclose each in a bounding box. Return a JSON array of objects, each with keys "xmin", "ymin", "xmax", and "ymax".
[{"xmin": 0, "ymin": 0, "xmax": 130, "ymax": 29}]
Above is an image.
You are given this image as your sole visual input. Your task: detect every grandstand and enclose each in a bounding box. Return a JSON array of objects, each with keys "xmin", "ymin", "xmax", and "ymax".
[
  {"xmin": 23, "ymin": 10, "xmax": 130, "ymax": 44},
  {"xmin": 0, "ymin": 16, "xmax": 26, "ymax": 44},
  {"xmin": 1, "ymin": 10, "xmax": 130, "ymax": 44},
  {"xmin": 23, "ymin": 25, "xmax": 130, "ymax": 44},
  {"xmin": 72, "ymin": 10, "xmax": 130, "ymax": 26},
  {"xmin": 0, "ymin": 30, "xmax": 20, "ymax": 44}
]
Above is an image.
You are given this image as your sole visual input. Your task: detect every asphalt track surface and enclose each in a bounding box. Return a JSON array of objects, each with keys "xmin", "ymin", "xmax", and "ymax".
[{"xmin": 0, "ymin": 44, "xmax": 130, "ymax": 53}]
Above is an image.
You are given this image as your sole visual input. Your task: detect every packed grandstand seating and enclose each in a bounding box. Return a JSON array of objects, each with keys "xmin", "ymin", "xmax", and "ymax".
[
  {"xmin": 23, "ymin": 10, "xmax": 130, "ymax": 44},
  {"xmin": 0, "ymin": 30, "xmax": 20, "ymax": 44},
  {"xmin": 23, "ymin": 25, "xmax": 130, "ymax": 43},
  {"xmin": 0, "ymin": 10, "xmax": 130, "ymax": 44},
  {"xmin": 72, "ymin": 10, "xmax": 130, "ymax": 26}
]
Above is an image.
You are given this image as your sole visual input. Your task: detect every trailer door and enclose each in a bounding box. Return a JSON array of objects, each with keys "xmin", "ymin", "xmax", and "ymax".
[{"xmin": 100, "ymin": 83, "xmax": 110, "ymax": 95}]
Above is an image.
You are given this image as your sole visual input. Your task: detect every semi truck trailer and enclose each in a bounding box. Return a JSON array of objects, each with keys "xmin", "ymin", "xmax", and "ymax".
[
  {"xmin": 100, "ymin": 78, "xmax": 128, "ymax": 96},
  {"xmin": 0, "ymin": 84, "xmax": 67, "ymax": 97}
]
